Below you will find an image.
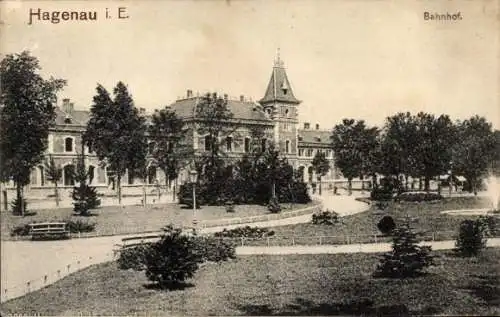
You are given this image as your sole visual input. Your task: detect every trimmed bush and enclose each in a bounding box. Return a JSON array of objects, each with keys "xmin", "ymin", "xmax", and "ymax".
[
  {"xmin": 394, "ymin": 191, "xmax": 443, "ymax": 202},
  {"xmin": 214, "ymin": 226, "xmax": 275, "ymax": 239},
  {"xmin": 370, "ymin": 188, "xmax": 393, "ymax": 201},
  {"xmin": 373, "ymin": 222, "xmax": 434, "ymax": 278},
  {"xmin": 66, "ymin": 219, "xmax": 96, "ymax": 233},
  {"xmin": 454, "ymin": 219, "xmax": 487, "ymax": 257},
  {"xmin": 225, "ymin": 201, "xmax": 235, "ymax": 213},
  {"xmin": 312, "ymin": 210, "xmax": 339, "ymax": 225},
  {"xmin": 377, "ymin": 216, "xmax": 396, "ymax": 235},
  {"xmin": 268, "ymin": 196, "xmax": 281, "ymax": 213},
  {"xmin": 477, "ymin": 215, "xmax": 498, "ymax": 237},
  {"xmin": 194, "ymin": 236, "xmax": 236, "ymax": 262},
  {"xmin": 10, "ymin": 223, "xmax": 32, "ymax": 237},
  {"xmin": 117, "ymin": 244, "xmax": 150, "ymax": 271}
]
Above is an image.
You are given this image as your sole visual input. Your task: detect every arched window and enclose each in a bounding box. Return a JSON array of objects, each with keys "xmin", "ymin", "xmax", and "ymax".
[
  {"xmin": 64, "ymin": 137, "xmax": 74, "ymax": 152},
  {"xmin": 63, "ymin": 164, "xmax": 75, "ymax": 186},
  {"xmin": 285, "ymin": 140, "xmax": 290, "ymax": 154},
  {"xmin": 308, "ymin": 166, "xmax": 314, "ymax": 183},
  {"xmin": 147, "ymin": 166, "xmax": 157, "ymax": 184},
  {"xmin": 204, "ymin": 135, "xmax": 212, "ymax": 151},
  {"xmin": 244, "ymin": 137, "xmax": 251, "ymax": 153}
]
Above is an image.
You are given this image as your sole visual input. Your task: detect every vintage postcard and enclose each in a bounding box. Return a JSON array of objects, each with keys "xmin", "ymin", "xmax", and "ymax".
[{"xmin": 1, "ymin": 0, "xmax": 499, "ymax": 316}]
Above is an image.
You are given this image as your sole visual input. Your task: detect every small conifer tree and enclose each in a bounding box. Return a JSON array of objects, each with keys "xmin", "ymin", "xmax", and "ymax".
[
  {"xmin": 373, "ymin": 220, "xmax": 434, "ymax": 278},
  {"xmin": 72, "ymin": 154, "xmax": 100, "ymax": 216}
]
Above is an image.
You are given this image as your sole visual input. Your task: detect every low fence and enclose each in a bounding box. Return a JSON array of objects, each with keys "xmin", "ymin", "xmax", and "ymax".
[{"xmin": 1, "ymin": 251, "xmax": 116, "ymax": 303}]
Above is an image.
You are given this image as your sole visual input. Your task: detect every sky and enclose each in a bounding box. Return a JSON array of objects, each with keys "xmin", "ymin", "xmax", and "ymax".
[{"xmin": 1, "ymin": 0, "xmax": 499, "ymax": 129}]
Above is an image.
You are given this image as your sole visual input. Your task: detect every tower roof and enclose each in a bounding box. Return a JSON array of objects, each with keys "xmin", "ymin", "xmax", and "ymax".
[{"xmin": 259, "ymin": 51, "xmax": 301, "ymax": 105}]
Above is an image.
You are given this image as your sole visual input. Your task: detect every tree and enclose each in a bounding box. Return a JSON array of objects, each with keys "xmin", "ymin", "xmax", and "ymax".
[
  {"xmin": 84, "ymin": 82, "xmax": 147, "ymax": 204},
  {"xmin": 331, "ymin": 119, "xmax": 378, "ymax": 195},
  {"xmin": 311, "ymin": 151, "xmax": 330, "ymax": 195},
  {"xmin": 149, "ymin": 107, "xmax": 193, "ymax": 201},
  {"xmin": 373, "ymin": 221, "xmax": 434, "ymax": 278},
  {"xmin": 44, "ymin": 155, "xmax": 62, "ymax": 207},
  {"xmin": 413, "ymin": 113, "xmax": 456, "ymax": 191},
  {"xmin": 451, "ymin": 116, "xmax": 496, "ymax": 195},
  {"xmin": 72, "ymin": 154, "xmax": 100, "ymax": 216},
  {"xmin": 0, "ymin": 51, "xmax": 66, "ymax": 215},
  {"xmin": 144, "ymin": 225, "xmax": 203, "ymax": 289}
]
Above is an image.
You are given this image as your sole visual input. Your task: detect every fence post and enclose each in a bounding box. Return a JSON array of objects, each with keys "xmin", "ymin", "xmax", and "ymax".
[
  {"xmin": 241, "ymin": 237, "xmax": 244, "ymax": 247},
  {"xmin": 78, "ymin": 231, "xmax": 81, "ymax": 239},
  {"xmin": 292, "ymin": 237, "xmax": 295, "ymax": 246},
  {"xmin": 319, "ymin": 236, "xmax": 322, "ymax": 245},
  {"xmin": 432, "ymin": 232, "xmax": 436, "ymax": 241},
  {"xmin": 267, "ymin": 237, "xmax": 270, "ymax": 247},
  {"xmin": 374, "ymin": 235, "xmax": 377, "ymax": 243}
]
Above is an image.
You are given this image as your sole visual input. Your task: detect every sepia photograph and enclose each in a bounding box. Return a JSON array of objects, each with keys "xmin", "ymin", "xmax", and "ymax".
[{"xmin": 0, "ymin": 0, "xmax": 499, "ymax": 315}]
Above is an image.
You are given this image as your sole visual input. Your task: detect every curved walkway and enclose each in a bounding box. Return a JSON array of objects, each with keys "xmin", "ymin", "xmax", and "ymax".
[{"xmin": 1, "ymin": 193, "xmax": 369, "ymax": 302}]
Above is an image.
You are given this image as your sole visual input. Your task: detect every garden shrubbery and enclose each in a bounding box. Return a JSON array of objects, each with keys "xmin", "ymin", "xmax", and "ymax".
[
  {"xmin": 454, "ymin": 219, "xmax": 487, "ymax": 257},
  {"xmin": 267, "ymin": 196, "xmax": 281, "ymax": 213},
  {"xmin": 311, "ymin": 210, "xmax": 339, "ymax": 225},
  {"xmin": 373, "ymin": 222, "xmax": 434, "ymax": 278},
  {"xmin": 370, "ymin": 188, "xmax": 393, "ymax": 201},
  {"xmin": 377, "ymin": 216, "xmax": 396, "ymax": 235},
  {"xmin": 394, "ymin": 191, "xmax": 443, "ymax": 202},
  {"xmin": 213, "ymin": 226, "xmax": 275, "ymax": 239},
  {"xmin": 116, "ymin": 225, "xmax": 236, "ymax": 289},
  {"xmin": 10, "ymin": 219, "xmax": 96, "ymax": 237}
]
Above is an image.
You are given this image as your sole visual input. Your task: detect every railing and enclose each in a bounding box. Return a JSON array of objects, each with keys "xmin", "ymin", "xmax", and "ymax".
[{"xmin": 1, "ymin": 251, "xmax": 116, "ymax": 303}]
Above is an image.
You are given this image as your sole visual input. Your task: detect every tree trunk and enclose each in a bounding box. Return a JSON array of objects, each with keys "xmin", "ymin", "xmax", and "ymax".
[
  {"xmin": 418, "ymin": 177, "xmax": 422, "ymax": 190},
  {"xmin": 348, "ymin": 178, "xmax": 352, "ymax": 196},
  {"xmin": 142, "ymin": 178, "xmax": 147, "ymax": 208},
  {"xmin": 16, "ymin": 183, "xmax": 24, "ymax": 216},
  {"xmin": 424, "ymin": 176, "xmax": 430, "ymax": 192},
  {"xmin": 272, "ymin": 181, "xmax": 276, "ymax": 198},
  {"xmin": 54, "ymin": 182, "xmax": 59, "ymax": 207},
  {"xmin": 173, "ymin": 178, "xmax": 178, "ymax": 203},
  {"xmin": 404, "ymin": 175, "xmax": 409, "ymax": 191},
  {"xmin": 117, "ymin": 174, "xmax": 122, "ymax": 205},
  {"xmin": 472, "ymin": 179, "xmax": 477, "ymax": 196},
  {"xmin": 372, "ymin": 174, "xmax": 378, "ymax": 189},
  {"xmin": 318, "ymin": 176, "xmax": 322, "ymax": 195}
]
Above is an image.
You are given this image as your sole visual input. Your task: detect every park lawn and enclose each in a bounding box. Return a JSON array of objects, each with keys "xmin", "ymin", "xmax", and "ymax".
[
  {"xmin": 1, "ymin": 202, "xmax": 316, "ymax": 240},
  {"xmin": 256, "ymin": 196, "xmax": 496, "ymax": 246},
  {"xmin": 2, "ymin": 249, "xmax": 499, "ymax": 316}
]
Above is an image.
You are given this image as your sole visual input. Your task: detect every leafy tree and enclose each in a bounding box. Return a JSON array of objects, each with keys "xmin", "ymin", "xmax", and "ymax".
[
  {"xmin": 311, "ymin": 151, "xmax": 330, "ymax": 195},
  {"xmin": 0, "ymin": 51, "xmax": 66, "ymax": 215},
  {"xmin": 454, "ymin": 219, "xmax": 487, "ymax": 257},
  {"xmin": 373, "ymin": 221, "xmax": 434, "ymax": 278},
  {"xmin": 84, "ymin": 82, "xmax": 147, "ymax": 204},
  {"xmin": 44, "ymin": 155, "xmax": 63, "ymax": 206},
  {"xmin": 451, "ymin": 116, "xmax": 496, "ymax": 195},
  {"xmin": 71, "ymin": 154, "xmax": 100, "ymax": 216},
  {"xmin": 413, "ymin": 113, "xmax": 456, "ymax": 191},
  {"xmin": 144, "ymin": 225, "xmax": 203, "ymax": 289},
  {"xmin": 149, "ymin": 107, "xmax": 193, "ymax": 200},
  {"xmin": 331, "ymin": 119, "xmax": 378, "ymax": 194}
]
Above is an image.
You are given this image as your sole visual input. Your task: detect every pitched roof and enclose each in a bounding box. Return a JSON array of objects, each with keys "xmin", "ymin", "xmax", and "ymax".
[
  {"xmin": 298, "ymin": 129, "xmax": 332, "ymax": 146},
  {"xmin": 259, "ymin": 58, "xmax": 300, "ymax": 105},
  {"xmin": 169, "ymin": 96, "xmax": 273, "ymax": 123}
]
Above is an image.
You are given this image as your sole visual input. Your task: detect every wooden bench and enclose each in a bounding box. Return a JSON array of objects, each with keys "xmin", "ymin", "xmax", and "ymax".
[{"xmin": 29, "ymin": 222, "xmax": 70, "ymax": 240}]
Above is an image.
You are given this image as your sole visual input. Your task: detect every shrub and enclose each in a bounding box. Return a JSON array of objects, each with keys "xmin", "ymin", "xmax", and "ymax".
[
  {"xmin": 454, "ymin": 219, "xmax": 487, "ymax": 257},
  {"xmin": 117, "ymin": 244, "xmax": 150, "ymax": 271},
  {"xmin": 373, "ymin": 222, "xmax": 434, "ymax": 278},
  {"xmin": 214, "ymin": 226, "xmax": 275, "ymax": 239},
  {"xmin": 477, "ymin": 215, "xmax": 498, "ymax": 237},
  {"xmin": 10, "ymin": 223, "xmax": 32, "ymax": 236},
  {"xmin": 278, "ymin": 182, "xmax": 312, "ymax": 204},
  {"xmin": 178, "ymin": 183, "xmax": 205, "ymax": 208},
  {"xmin": 312, "ymin": 210, "xmax": 339, "ymax": 225},
  {"xmin": 370, "ymin": 188, "xmax": 393, "ymax": 201},
  {"xmin": 225, "ymin": 201, "xmax": 235, "ymax": 213},
  {"xmin": 268, "ymin": 196, "xmax": 281, "ymax": 213},
  {"xmin": 66, "ymin": 219, "xmax": 96, "ymax": 233},
  {"xmin": 143, "ymin": 225, "xmax": 203, "ymax": 289},
  {"xmin": 10, "ymin": 197, "xmax": 28, "ymax": 215},
  {"xmin": 377, "ymin": 216, "xmax": 396, "ymax": 235},
  {"xmin": 394, "ymin": 191, "xmax": 443, "ymax": 202},
  {"xmin": 194, "ymin": 236, "xmax": 236, "ymax": 262}
]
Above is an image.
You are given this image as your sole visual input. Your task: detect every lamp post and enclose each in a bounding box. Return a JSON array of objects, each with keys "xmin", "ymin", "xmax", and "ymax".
[
  {"xmin": 189, "ymin": 170, "xmax": 198, "ymax": 230},
  {"xmin": 449, "ymin": 161, "xmax": 453, "ymax": 197}
]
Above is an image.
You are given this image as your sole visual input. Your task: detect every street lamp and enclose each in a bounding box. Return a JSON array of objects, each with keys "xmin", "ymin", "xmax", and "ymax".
[{"xmin": 189, "ymin": 170, "xmax": 198, "ymax": 230}]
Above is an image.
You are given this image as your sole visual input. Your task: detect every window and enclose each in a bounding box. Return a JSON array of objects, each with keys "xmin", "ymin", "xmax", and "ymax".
[
  {"xmin": 306, "ymin": 149, "xmax": 314, "ymax": 157},
  {"xmin": 64, "ymin": 116, "xmax": 72, "ymax": 124},
  {"xmin": 285, "ymin": 109, "xmax": 289, "ymax": 117},
  {"xmin": 325, "ymin": 149, "xmax": 332, "ymax": 158},
  {"xmin": 226, "ymin": 136, "xmax": 233, "ymax": 152},
  {"xmin": 261, "ymin": 138, "xmax": 267, "ymax": 152},
  {"xmin": 285, "ymin": 140, "xmax": 290, "ymax": 154},
  {"xmin": 299, "ymin": 148, "xmax": 304, "ymax": 157},
  {"xmin": 64, "ymin": 137, "xmax": 74, "ymax": 152},
  {"xmin": 244, "ymin": 137, "xmax": 251, "ymax": 153},
  {"xmin": 204, "ymin": 135, "xmax": 212, "ymax": 151},
  {"xmin": 63, "ymin": 165, "xmax": 75, "ymax": 186}
]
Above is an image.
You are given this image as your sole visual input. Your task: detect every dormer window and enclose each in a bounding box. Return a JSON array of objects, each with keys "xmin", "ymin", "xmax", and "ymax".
[
  {"xmin": 281, "ymin": 81, "xmax": 289, "ymax": 95},
  {"xmin": 64, "ymin": 116, "xmax": 72, "ymax": 124},
  {"xmin": 316, "ymin": 137, "xmax": 321, "ymax": 142}
]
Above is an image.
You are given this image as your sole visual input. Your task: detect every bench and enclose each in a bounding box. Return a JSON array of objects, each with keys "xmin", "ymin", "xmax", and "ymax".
[{"xmin": 29, "ymin": 222, "xmax": 70, "ymax": 240}]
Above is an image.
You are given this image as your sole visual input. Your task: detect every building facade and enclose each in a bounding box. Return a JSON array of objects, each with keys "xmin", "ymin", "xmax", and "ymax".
[{"xmin": 1, "ymin": 55, "xmax": 340, "ymax": 205}]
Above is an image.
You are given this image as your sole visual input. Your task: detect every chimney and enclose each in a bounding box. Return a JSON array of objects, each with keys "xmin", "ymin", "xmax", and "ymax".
[
  {"xmin": 240, "ymin": 95, "xmax": 245, "ymax": 102},
  {"xmin": 316, "ymin": 123, "xmax": 320, "ymax": 130},
  {"xmin": 186, "ymin": 90, "xmax": 193, "ymax": 98},
  {"xmin": 62, "ymin": 98, "xmax": 73, "ymax": 114},
  {"xmin": 304, "ymin": 122, "xmax": 310, "ymax": 130}
]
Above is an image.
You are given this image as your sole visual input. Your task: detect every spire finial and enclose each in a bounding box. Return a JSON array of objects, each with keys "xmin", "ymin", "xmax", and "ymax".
[{"xmin": 274, "ymin": 48, "xmax": 284, "ymax": 67}]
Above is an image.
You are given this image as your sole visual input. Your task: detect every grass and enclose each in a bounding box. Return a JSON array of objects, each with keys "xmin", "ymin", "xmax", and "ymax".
[
  {"xmin": 242, "ymin": 196, "xmax": 498, "ymax": 246},
  {"xmin": 1, "ymin": 202, "xmax": 316, "ymax": 240},
  {"xmin": 2, "ymin": 249, "xmax": 499, "ymax": 316}
]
